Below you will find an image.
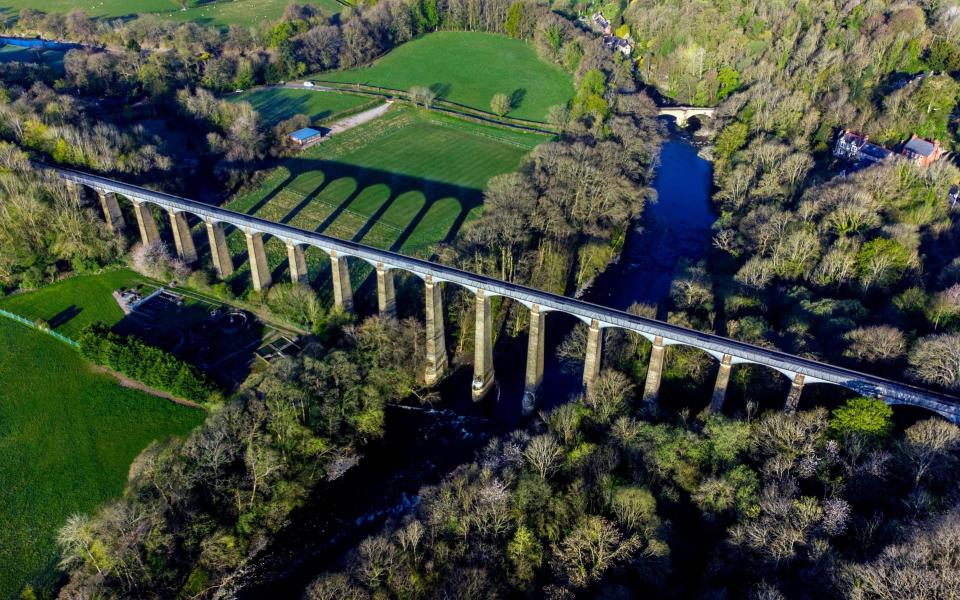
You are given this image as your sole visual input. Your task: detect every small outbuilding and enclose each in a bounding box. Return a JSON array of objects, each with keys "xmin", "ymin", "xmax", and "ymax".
[{"xmin": 289, "ymin": 127, "xmax": 323, "ymax": 147}]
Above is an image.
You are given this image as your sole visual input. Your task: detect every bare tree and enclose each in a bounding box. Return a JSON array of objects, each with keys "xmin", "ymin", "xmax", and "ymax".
[
  {"xmin": 839, "ymin": 509, "xmax": 960, "ymax": 599},
  {"xmin": 523, "ymin": 434, "xmax": 563, "ymax": 480},
  {"xmin": 908, "ymin": 333, "xmax": 960, "ymax": 390},
  {"xmin": 843, "ymin": 326, "xmax": 906, "ymax": 364},
  {"xmin": 408, "ymin": 85, "xmax": 436, "ymax": 108},
  {"xmin": 899, "ymin": 419, "xmax": 960, "ymax": 487},
  {"xmin": 584, "ymin": 370, "xmax": 634, "ymax": 423}
]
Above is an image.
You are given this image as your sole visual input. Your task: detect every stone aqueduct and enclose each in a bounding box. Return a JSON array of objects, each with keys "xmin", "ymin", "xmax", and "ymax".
[
  {"xmin": 53, "ymin": 165, "xmax": 960, "ymax": 423},
  {"xmin": 656, "ymin": 106, "xmax": 717, "ymax": 127}
]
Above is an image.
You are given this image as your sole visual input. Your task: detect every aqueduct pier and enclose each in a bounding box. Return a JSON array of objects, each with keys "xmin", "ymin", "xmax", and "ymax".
[{"xmin": 52, "ymin": 165, "xmax": 960, "ymax": 423}]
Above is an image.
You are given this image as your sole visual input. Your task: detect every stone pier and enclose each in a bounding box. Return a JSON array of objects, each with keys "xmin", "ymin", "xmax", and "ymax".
[
  {"xmin": 472, "ymin": 289, "xmax": 495, "ymax": 400},
  {"xmin": 98, "ymin": 191, "xmax": 125, "ymax": 233},
  {"xmin": 424, "ymin": 275, "xmax": 448, "ymax": 385},
  {"xmin": 376, "ymin": 262, "xmax": 396, "ymax": 319},
  {"xmin": 287, "ymin": 243, "xmax": 308, "ymax": 285},
  {"xmin": 642, "ymin": 336, "xmax": 666, "ymax": 405},
  {"xmin": 523, "ymin": 303, "xmax": 546, "ymax": 415},
  {"xmin": 710, "ymin": 354, "xmax": 733, "ymax": 413},
  {"xmin": 583, "ymin": 319, "xmax": 603, "ymax": 389},
  {"xmin": 132, "ymin": 202, "xmax": 159, "ymax": 245},
  {"xmin": 330, "ymin": 251, "xmax": 353, "ymax": 312},
  {"xmin": 245, "ymin": 231, "xmax": 271, "ymax": 292},
  {"xmin": 784, "ymin": 374, "xmax": 805, "ymax": 413},
  {"xmin": 168, "ymin": 210, "xmax": 198, "ymax": 264},
  {"xmin": 205, "ymin": 221, "xmax": 233, "ymax": 279}
]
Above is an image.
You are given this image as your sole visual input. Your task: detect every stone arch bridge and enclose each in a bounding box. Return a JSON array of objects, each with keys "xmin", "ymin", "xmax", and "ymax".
[
  {"xmin": 657, "ymin": 106, "xmax": 716, "ymax": 126},
  {"xmin": 53, "ymin": 166, "xmax": 960, "ymax": 423}
]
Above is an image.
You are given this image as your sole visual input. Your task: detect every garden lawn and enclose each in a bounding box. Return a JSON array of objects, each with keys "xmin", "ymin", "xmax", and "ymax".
[
  {"xmin": 231, "ymin": 87, "xmax": 378, "ymax": 125},
  {"xmin": 0, "ymin": 319, "xmax": 204, "ymax": 598},
  {"xmin": 222, "ymin": 105, "xmax": 548, "ymax": 296},
  {"xmin": 0, "ymin": 0, "xmax": 343, "ymax": 27},
  {"xmin": 322, "ymin": 32, "xmax": 573, "ymax": 122},
  {"xmin": 0, "ymin": 269, "xmax": 150, "ymax": 339}
]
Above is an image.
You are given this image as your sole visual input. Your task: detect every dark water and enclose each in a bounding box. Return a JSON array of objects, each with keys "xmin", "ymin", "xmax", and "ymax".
[
  {"xmin": 585, "ymin": 135, "xmax": 715, "ymax": 311},
  {"xmin": 238, "ymin": 132, "xmax": 716, "ymax": 598}
]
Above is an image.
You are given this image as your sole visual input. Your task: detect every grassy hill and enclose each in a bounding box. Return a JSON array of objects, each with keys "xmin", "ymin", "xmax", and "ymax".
[
  {"xmin": 0, "ymin": 0, "xmax": 343, "ymax": 27},
  {"xmin": 322, "ymin": 32, "xmax": 574, "ymax": 122},
  {"xmin": 230, "ymin": 87, "xmax": 379, "ymax": 126},
  {"xmin": 0, "ymin": 318, "xmax": 204, "ymax": 598}
]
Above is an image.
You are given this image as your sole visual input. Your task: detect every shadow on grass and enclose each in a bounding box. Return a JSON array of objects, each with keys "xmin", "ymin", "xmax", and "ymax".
[
  {"xmin": 183, "ymin": 154, "xmax": 487, "ymax": 300},
  {"xmin": 237, "ymin": 91, "xmax": 336, "ymax": 125},
  {"xmin": 260, "ymin": 157, "xmax": 484, "ymax": 252},
  {"xmin": 111, "ymin": 296, "xmax": 267, "ymax": 389},
  {"xmin": 48, "ymin": 305, "xmax": 82, "ymax": 329}
]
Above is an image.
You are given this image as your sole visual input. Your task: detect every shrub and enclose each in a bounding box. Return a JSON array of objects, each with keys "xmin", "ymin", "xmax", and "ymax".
[{"xmin": 79, "ymin": 323, "xmax": 217, "ymax": 403}]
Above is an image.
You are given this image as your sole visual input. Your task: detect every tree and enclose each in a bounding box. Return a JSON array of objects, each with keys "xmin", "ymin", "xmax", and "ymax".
[
  {"xmin": 715, "ymin": 122, "xmax": 749, "ymax": 162},
  {"xmin": 507, "ymin": 525, "xmax": 542, "ymax": 584},
  {"xmin": 408, "ymin": 85, "xmax": 436, "ymax": 108},
  {"xmin": 855, "ymin": 238, "xmax": 913, "ymax": 289},
  {"xmin": 908, "ymin": 333, "xmax": 960, "ymax": 390},
  {"xmin": 840, "ymin": 509, "xmax": 960, "ymax": 599},
  {"xmin": 926, "ymin": 38, "xmax": 960, "ymax": 73},
  {"xmin": 843, "ymin": 326, "xmax": 906, "ymax": 364},
  {"xmin": 829, "ymin": 397, "xmax": 893, "ymax": 447},
  {"xmin": 552, "ymin": 516, "xmax": 641, "ymax": 587},
  {"xmin": 503, "ymin": 1, "xmax": 524, "ymax": 38},
  {"xmin": 572, "ymin": 69, "xmax": 608, "ymax": 121},
  {"xmin": 490, "ymin": 92, "xmax": 511, "ymax": 117},
  {"xmin": 584, "ymin": 370, "xmax": 633, "ymax": 423},
  {"xmin": 899, "ymin": 419, "xmax": 960, "ymax": 488},
  {"xmin": 611, "ymin": 486, "xmax": 658, "ymax": 534},
  {"xmin": 523, "ymin": 434, "xmax": 563, "ymax": 480}
]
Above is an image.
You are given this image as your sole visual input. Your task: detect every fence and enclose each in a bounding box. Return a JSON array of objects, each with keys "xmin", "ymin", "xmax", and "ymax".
[{"xmin": 0, "ymin": 308, "xmax": 80, "ymax": 348}]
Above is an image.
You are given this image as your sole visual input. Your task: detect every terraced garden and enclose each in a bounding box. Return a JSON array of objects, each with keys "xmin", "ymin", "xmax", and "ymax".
[
  {"xmin": 231, "ymin": 87, "xmax": 379, "ymax": 125},
  {"xmin": 0, "ymin": 319, "xmax": 203, "ymax": 599},
  {"xmin": 321, "ymin": 32, "xmax": 574, "ymax": 122},
  {"xmin": 221, "ymin": 105, "xmax": 549, "ymax": 297}
]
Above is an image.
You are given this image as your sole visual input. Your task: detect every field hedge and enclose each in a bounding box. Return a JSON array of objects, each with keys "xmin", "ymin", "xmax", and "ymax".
[{"xmin": 79, "ymin": 324, "xmax": 216, "ymax": 403}]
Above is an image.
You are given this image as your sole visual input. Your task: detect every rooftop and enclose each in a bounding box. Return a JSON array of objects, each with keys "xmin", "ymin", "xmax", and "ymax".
[
  {"xmin": 904, "ymin": 136, "xmax": 937, "ymax": 157},
  {"xmin": 289, "ymin": 127, "xmax": 322, "ymax": 142}
]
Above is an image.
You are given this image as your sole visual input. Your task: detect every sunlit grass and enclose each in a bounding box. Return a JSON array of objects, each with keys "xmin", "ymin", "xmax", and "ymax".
[{"xmin": 0, "ymin": 319, "xmax": 204, "ymax": 598}]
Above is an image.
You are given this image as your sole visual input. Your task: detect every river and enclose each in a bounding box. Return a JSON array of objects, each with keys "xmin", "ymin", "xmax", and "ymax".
[{"xmin": 238, "ymin": 129, "xmax": 715, "ymax": 598}]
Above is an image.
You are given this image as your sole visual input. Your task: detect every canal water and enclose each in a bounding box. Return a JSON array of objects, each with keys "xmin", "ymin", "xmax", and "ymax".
[{"xmin": 238, "ymin": 130, "xmax": 715, "ymax": 597}]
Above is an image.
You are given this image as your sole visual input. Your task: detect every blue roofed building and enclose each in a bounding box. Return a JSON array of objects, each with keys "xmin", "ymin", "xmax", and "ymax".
[{"xmin": 288, "ymin": 127, "xmax": 324, "ymax": 147}]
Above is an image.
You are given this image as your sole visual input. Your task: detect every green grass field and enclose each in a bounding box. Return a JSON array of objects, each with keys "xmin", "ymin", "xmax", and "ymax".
[
  {"xmin": 322, "ymin": 32, "xmax": 574, "ymax": 122},
  {"xmin": 222, "ymin": 105, "xmax": 547, "ymax": 294},
  {"xmin": 0, "ymin": 269, "xmax": 149, "ymax": 339},
  {"xmin": 0, "ymin": 0, "xmax": 343, "ymax": 27},
  {"xmin": 0, "ymin": 319, "xmax": 204, "ymax": 598},
  {"xmin": 231, "ymin": 87, "xmax": 378, "ymax": 125}
]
